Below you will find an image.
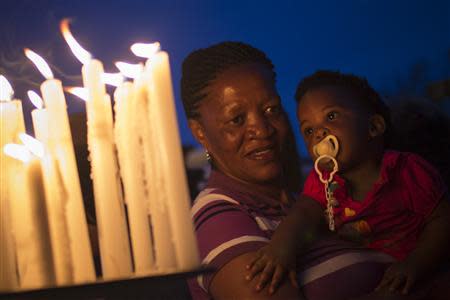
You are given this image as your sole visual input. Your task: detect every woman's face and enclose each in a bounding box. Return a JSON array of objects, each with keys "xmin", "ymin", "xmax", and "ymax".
[
  {"xmin": 190, "ymin": 63, "xmax": 289, "ymax": 185},
  {"xmin": 297, "ymin": 86, "xmax": 374, "ymax": 171}
]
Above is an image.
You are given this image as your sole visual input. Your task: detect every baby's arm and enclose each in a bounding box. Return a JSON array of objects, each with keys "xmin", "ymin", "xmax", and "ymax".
[
  {"xmin": 377, "ymin": 196, "xmax": 450, "ymax": 294},
  {"xmin": 245, "ymin": 195, "xmax": 328, "ymax": 294}
]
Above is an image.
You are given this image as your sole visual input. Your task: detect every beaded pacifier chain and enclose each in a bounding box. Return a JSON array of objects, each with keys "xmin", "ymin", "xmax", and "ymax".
[{"xmin": 313, "ymin": 135, "xmax": 340, "ymax": 231}]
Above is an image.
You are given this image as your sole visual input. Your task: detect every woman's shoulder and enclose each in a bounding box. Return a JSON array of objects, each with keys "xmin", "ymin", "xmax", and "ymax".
[{"xmin": 191, "ymin": 187, "xmax": 242, "ymax": 217}]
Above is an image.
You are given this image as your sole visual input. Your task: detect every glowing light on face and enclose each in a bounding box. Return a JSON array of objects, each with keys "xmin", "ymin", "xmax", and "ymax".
[{"xmin": 24, "ymin": 48, "xmax": 54, "ymax": 79}]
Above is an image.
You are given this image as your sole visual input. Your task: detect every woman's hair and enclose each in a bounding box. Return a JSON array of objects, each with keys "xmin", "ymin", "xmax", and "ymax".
[
  {"xmin": 180, "ymin": 41, "xmax": 275, "ymax": 120},
  {"xmin": 294, "ymin": 70, "xmax": 392, "ymax": 145}
]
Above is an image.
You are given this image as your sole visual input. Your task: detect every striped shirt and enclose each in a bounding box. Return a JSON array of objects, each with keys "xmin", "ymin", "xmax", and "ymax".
[
  {"xmin": 189, "ymin": 170, "xmax": 291, "ymax": 299},
  {"xmin": 188, "ymin": 170, "xmax": 397, "ymax": 300}
]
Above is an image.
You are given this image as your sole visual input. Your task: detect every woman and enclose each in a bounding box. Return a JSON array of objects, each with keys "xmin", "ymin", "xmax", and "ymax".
[
  {"xmin": 181, "ymin": 42, "xmax": 391, "ymax": 300},
  {"xmin": 182, "ymin": 41, "xmax": 302, "ymax": 299}
]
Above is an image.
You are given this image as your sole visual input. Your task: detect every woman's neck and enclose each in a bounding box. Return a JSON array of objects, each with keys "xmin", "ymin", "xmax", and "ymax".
[{"xmin": 221, "ymin": 170, "xmax": 288, "ymax": 204}]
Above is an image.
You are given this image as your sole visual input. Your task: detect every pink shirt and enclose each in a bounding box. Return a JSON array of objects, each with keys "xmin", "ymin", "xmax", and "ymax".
[{"xmin": 302, "ymin": 151, "xmax": 447, "ymax": 260}]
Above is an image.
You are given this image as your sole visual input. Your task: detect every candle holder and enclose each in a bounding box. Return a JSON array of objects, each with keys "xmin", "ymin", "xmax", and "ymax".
[{"xmin": 0, "ymin": 267, "xmax": 212, "ymax": 300}]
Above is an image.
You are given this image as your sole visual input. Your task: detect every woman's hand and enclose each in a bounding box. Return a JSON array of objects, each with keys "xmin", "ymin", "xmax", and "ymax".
[
  {"xmin": 245, "ymin": 243, "xmax": 298, "ymax": 295},
  {"xmin": 375, "ymin": 260, "xmax": 419, "ymax": 295}
]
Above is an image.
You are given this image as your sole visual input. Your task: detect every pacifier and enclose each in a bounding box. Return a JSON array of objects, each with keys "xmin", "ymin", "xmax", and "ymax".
[
  {"xmin": 313, "ymin": 135, "xmax": 339, "ymax": 160},
  {"xmin": 313, "ymin": 134, "xmax": 340, "ymax": 182}
]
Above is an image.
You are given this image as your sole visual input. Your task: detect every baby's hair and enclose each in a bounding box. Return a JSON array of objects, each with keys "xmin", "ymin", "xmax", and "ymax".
[
  {"xmin": 295, "ymin": 70, "xmax": 392, "ymax": 145},
  {"xmin": 181, "ymin": 41, "xmax": 275, "ymax": 120}
]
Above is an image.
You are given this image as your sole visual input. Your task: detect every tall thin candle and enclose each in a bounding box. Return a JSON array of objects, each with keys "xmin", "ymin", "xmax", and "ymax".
[
  {"xmin": 114, "ymin": 81, "xmax": 155, "ymax": 273},
  {"xmin": 29, "ymin": 91, "xmax": 73, "ymax": 285},
  {"xmin": 82, "ymin": 58, "xmax": 132, "ymax": 279},
  {"xmin": 25, "ymin": 49, "xmax": 95, "ymax": 283},
  {"xmin": 4, "ymin": 144, "xmax": 56, "ymax": 289},
  {"xmin": 0, "ymin": 75, "xmax": 24, "ymax": 290},
  {"xmin": 134, "ymin": 69, "xmax": 176, "ymax": 270},
  {"xmin": 146, "ymin": 52, "xmax": 200, "ymax": 270}
]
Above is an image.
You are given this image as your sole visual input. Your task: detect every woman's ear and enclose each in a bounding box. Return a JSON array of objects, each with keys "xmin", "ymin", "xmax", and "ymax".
[
  {"xmin": 369, "ymin": 114, "xmax": 386, "ymax": 138},
  {"xmin": 188, "ymin": 119, "xmax": 207, "ymax": 147}
]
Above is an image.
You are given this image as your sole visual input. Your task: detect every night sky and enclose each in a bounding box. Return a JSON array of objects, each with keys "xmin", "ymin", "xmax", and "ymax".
[{"xmin": 1, "ymin": 0, "xmax": 449, "ymax": 156}]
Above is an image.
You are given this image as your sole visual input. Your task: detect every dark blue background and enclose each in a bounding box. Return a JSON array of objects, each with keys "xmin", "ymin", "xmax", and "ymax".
[{"xmin": 1, "ymin": 0, "xmax": 449, "ymax": 156}]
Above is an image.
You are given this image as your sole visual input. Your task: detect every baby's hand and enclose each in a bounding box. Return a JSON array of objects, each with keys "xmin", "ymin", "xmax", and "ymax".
[
  {"xmin": 337, "ymin": 220, "xmax": 372, "ymax": 245},
  {"xmin": 245, "ymin": 244, "xmax": 298, "ymax": 294},
  {"xmin": 337, "ymin": 222, "xmax": 363, "ymax": 242},
  {"xmin": 375, "ymin": 260, "xmax": 419, "ymax": 295}
]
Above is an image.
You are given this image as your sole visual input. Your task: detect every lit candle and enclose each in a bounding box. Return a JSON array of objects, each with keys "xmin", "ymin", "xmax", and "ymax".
[
  {"xmin": 0, "ymin": 75, "xmax": 24, "ymax": 290},
  {"xmin": 28, "ymin": 91, "xmax": 50, "ymax": 144},
  {"xmin": 133, "ymin": 46, "xmax": 200, "ymax": 270},
  {"xmin": 25, "ymin": 49, "xmax": 95, "ymax": 283},
  {"xmin": 60, "ymin": 20, "xmax": 132, "ymax": 279},
  {"xmin": 28, "ymin": 91, "xmax": 73, "ymax": 285},
  {"xmin": 113, "ymin": 80, "xmax": 155, "ymax": 274},
  {"xmin": 134, "ymin": 66, "xmax": 177, "ymax": 270},
  {"xmin": 4, "ymin": 143, "xmax": 55, "ymax": 289}
]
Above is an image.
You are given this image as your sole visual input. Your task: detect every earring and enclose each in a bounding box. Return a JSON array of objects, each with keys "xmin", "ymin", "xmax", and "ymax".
[{"xmin": 205, "ymin": 150, "xmax": 211, "ymax": 161}]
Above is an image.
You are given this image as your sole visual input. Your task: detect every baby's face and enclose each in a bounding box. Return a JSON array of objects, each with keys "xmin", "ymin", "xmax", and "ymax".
[{"xmin": 297, "ymin": 85, "xmax": 373, "ymax": 171}]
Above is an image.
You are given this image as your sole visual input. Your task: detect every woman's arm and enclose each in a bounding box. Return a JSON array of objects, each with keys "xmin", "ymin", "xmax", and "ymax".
[
  {"xmin": 246, "ymin": 196, "xmax": 328, "ymax": 292},
  {"xmin": 271, "ymin": 195, "xmax": 327, "ymax": 251},
  {"xmin": 211, "ymin": 251, "xmax": 304, "ymax": 300}
]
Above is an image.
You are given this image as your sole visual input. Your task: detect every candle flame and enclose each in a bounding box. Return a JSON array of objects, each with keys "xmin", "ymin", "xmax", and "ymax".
[
  {"xmin": 102, "ymin": 72, "xmax": 124, "ymax": 87},
  {"xmin": 0, "ymin": 75, "xmax": 14, "ymax": 101},
  {"xmin": 19, "ymin": 133, "xmax": 44, "ymax": 158},
  {"xmin": 65, "ymin": 87, "xmax": 88, "ymax": 101},
  {"xmin": 60, "ymin": 18, "xmax": 92, "ymax": 64},
  {"xmin": 27, "ymin": 90, "xmax": 44, "ymax": 109},
  {"xmin": 115, "ymin": 62, "xmax": 143, "ymax": 79},
  {"xmin": 24, "ymin": 48, "xmax": 54, "ymax": 79},
  {"xmin": 130, "ymin": 42, "xmax": 160, "ymax": 58},
  {"xmin": 4, "ymin": 144, "xmax": 32, "ymax": 163}
]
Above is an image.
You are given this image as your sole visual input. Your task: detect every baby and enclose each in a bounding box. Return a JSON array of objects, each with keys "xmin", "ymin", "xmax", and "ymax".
[{"xmin": 246, "ymin": 70, "xmax": 450, "ymax": 296}]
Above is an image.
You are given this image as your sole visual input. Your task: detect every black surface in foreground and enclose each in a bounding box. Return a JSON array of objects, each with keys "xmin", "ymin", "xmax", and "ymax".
[{"xmin": 0, "ymin": 267, "xmax": 212, "ymax": 300}]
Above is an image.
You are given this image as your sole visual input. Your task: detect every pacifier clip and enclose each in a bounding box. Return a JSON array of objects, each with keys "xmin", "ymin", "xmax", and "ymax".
[
  {"xmin": 312, "ymin": 135, "xmax": 340, "ymax": 231},
  {"xmin": 314, "ymin": 155, "xmax": 339, "ymax": 231}
]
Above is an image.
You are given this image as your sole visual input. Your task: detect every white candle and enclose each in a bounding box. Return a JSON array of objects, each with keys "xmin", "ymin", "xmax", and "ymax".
[
  {"xmin": 41, "ymin": 80, "xmax": 97, "ymax": 283},
  {"xmin": 42, "ymin": 153, "xmax": 74, "ymax": 285},
  {"xmin": 31, "ymin": 107, "xmax": 50, "ymax": 145},
  {"xmin": 25, "ymin": 48, "xmax": 96, "ymax": 284},
  {"xmin": 135, "ymin": 69, "xmax": 176, "ymax": 270},
  {"xmin": 25, "ymin": 49, "xmax": 95, "ymax": 283},
  {"xmin": 0, "ymin": 75, "xmax": 24, "ymax": 290},
  {"xmin": 82, "ymin": 59, "xmax": 132, "ymax": 279},
  {"xmin": 5, "ymin": 146, "xmax": 55, "ymax": 289},
  {"xmin": 40, "ymin": 77, "xmax": 96, "ymax": 284},
  {"xmin": 29, "ymin": 94, "xmax": 73, "ymax": 285},
  {"xmin": 114, "ymin": 82, "xmax": 155, "ymax": 274},
  {"xmin": 146, "ymin": 52, "xmax": 200, "ymax": 270}
]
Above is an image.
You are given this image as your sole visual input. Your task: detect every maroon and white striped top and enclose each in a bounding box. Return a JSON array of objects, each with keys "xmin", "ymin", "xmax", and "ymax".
[{"xmin": 188, "ymin": 170, "xmax": 291, "ymax": 299}]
